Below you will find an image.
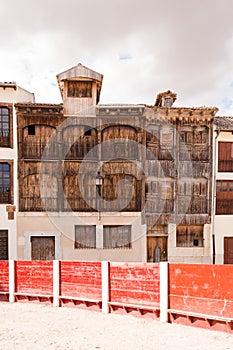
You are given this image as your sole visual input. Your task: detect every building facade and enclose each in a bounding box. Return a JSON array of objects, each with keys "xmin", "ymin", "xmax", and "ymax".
[
  {"xmin": 0, "ymin": 82, "xmax": 34, "ymax": 260},
  {"xmin": 14, "ymin": 63, "xmax": 219, "ymax": 263},
  {"xmin": 213, "ymin": 117, "xmax": 233, "ymax": 264}
]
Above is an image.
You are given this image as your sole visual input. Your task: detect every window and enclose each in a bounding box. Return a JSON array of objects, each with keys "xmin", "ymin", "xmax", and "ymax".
[
  {"xmin": 216, "ymin": 180, "xmax": 233, "ymax": 214},
  {"xmin": 0, "ymin": 163, "xmax": 11, "ymax": 203},
  {"xmin": 218, "ymin": 142, "xmax": 233, "ymax": 172},
  {"xmin": 28, "ymin": 124, "xmax": 35, "ymax": 135},
  {"xmin": 217, "ymin": 181, "xmax": 227, "ymax": 192},
  {"xmin": 0, "ymin": 230, "xmax": 8, "ymax": 260},
  {"xmin": 75, "ymin": 225, "xmax": 96, "ymax": 249},
  {"xmin": 176, "ymin": 225, "xmax": 203, "ymax": 247},
  {"xmin": 67, "ymin": 81, "xmax": 92, "ymax": 98},
  {"xmin": 103, "ymin": 225, "xmax": 131, "ymax": 249},
  {"xmin": 0, "ymin": 107, "xmax": 10, "ymax": 147}
]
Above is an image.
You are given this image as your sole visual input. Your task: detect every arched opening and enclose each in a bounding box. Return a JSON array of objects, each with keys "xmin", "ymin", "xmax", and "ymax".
[
  {"xmin": 62, "ymin": 125, "xmax": 97, "ymax": 160},
  {"xmin": 101, "ymin": 125, "xmax": 138, "ymax": 160},
  {"xmin": 22, "ymin": 124, "xmax": 56, "ymax": 159},
  {"xmin": 20, "ymin": 174, "xmax": 58, "ymax": 211}
]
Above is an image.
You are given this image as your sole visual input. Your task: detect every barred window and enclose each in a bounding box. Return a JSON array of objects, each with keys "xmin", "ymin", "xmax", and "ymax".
[
  {"xmin": 75, "ymin": 225, "xmax": 96, "ymax": 249},
  {"xmin": 176, "ymin": 225, "xmax": 203, "ymax": 247},
  {"xmin": 103, "ymin": 225, "xmax": 131, "ymax": 249},
  {"xmin": 0, "ymin": 230, "xmax": 8, "ymax": 260},
  {"xmin": 67, "ymin": 81, "xmax": 92, "ymax": 98}
]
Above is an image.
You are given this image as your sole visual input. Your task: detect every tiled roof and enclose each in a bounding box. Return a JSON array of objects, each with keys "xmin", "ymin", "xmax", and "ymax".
[{"xmin": 214, "ymin": 116, "xmax": 233, "ymax": 130}]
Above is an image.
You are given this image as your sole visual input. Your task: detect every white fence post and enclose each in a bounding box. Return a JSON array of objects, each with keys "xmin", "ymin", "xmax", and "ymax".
[
  {"xmin": 53, "ymin": 260, "xmax": 60, "ymax": 307},
  {"xmin": 160, "ymin": 262, "xmax": 168, "ymax": 323},
  {"xmin": 102, "ymin": 261, "xmax": 109, "ymax": 314},
  {"xmin": 9, "ymin": 260, "xmax": 15, "ymax": 303}
]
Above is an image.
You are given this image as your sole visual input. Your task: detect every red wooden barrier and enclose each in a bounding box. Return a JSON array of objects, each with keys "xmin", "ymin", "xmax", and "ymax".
[
  {"xmin": 14, "ymin": 261, "xmax": 53, "ymax": 298},
  {"xmin": 169, "ymin": 264, "xmax": 233, "ymax": 317},
  {"xmin": 60, "ymin": 261, "xmax": 102, "ymax": 300},
  {"xmin": 0, "ymin": 261, "xmax": 9, "ymax": 301},
  {"xmin": 168, "ymin": 264, "xmax": 233, "ymax": 332},
  {"xmin": 109, "ymin": 263, "xmax": 160, "ymax": 307}
]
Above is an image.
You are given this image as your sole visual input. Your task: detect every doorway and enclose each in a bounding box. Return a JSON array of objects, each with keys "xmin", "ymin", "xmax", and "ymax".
[
  {"xmin": 147, "ymin": 236, "xmax": 168, "ymax": 262},
  {"xmin": 31, "ymin": 236, "xmax": 55, "ymax": 260}
]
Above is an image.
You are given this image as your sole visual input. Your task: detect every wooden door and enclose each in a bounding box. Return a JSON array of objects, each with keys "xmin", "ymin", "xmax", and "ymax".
[
  {"xmin": 147, "ymin": 236, "xmax": 167, "ymax": 262},
  {"xmin": 224, "ymin": 237, "xmax": 233, "ymax": 264},
  {"xmin": 0, "ymin": 230, "xmax": 8, "ymax": 260},
  {"xmin": 31, "ymin": 236, "xmax": 55, "ymax": 260}
]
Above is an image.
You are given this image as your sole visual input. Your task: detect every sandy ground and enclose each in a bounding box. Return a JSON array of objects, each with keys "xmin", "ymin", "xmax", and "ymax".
[{"xmin": 0, "ymin": 302, "xmax": 233, "ymax": 350}]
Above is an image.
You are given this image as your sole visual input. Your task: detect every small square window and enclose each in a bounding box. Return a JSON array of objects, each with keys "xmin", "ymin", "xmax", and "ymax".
[{"xmin": 28, "ymin": 125, "xmax": 35, "ymax": 135}]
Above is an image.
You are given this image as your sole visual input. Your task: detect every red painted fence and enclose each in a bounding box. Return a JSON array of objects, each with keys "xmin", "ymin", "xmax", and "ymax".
[
  {"xmin": 168, "ymin": 264, "xmax": 233, "ymax": 332},
  {"xmin": 0, "ymin": 261, "xmax": 8, "ymax": 301},
  {"xmin": 109, "ymin": 262, "xmax": 160, "ymax": 307},
  {"xmin": 15, "ymin": 261, "xmax": 53, "ymax": 297},
  {"xmin": 60, "ymin": 261, "xmax": 102, "ymax": 299},
  {"xmin": 1, "ymin": 261, "xmax": 233, "ymax": 333},
  {"xmin": 169, "ymin": 264, "xmax": 233, "ymax": 317}
]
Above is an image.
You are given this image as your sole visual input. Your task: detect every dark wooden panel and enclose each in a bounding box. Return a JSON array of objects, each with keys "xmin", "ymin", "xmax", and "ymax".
[
  {"xmin": 0, "ymin": 230, "xmax": 8, "ymax": 260},
  {"xmin": 147, "ymin": 236, "xmax": 167, "ymax": 262},
  {"xmin": 31, "ymin": 236, "xmax": 55, "ymax": 260},
  {"xmin": 224, "ymin": 237, "xmax": 233, "ymax": 264},
  {"xmin": 218, "ymin": 142, "xmax": 233, "ymax": 172}
]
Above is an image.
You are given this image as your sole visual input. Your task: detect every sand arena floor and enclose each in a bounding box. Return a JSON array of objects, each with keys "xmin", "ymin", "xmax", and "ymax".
[{"xmin": 0, "ymin": 302, "xmax": 233, "ymax": 350}]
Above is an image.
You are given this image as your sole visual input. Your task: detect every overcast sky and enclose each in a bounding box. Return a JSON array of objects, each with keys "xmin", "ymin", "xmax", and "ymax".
[{"xmin": 1, "ymin": 0, "xmax": 233, "ymax": 115}]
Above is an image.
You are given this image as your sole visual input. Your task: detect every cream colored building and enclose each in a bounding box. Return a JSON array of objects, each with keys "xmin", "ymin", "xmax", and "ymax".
[
  {"xmin": 213, "ymin": 117, "xmax": 233, "ymax": 264},
  {"xmin": 0, "ymin": 82, "xmax": 34, "ymax": 259}
]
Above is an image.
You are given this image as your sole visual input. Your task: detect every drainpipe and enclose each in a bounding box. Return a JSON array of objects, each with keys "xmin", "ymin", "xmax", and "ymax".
[{"xmin": 211, "ymin": 128, "xmax": 220, "ymax": 264}]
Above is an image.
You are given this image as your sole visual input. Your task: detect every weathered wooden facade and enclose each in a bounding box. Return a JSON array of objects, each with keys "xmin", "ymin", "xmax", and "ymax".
[{"xmin": 15, "ymin": 63, "xmax": 218, "ymax": 262}]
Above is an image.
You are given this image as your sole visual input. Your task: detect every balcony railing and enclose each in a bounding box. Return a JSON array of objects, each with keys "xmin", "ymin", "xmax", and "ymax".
[
  {"xmin": 145, "ymin": 196, "xmax": 174, "ymax": 213},
  {"xmin": 19, "ymin": 197, "xmax": 58, "ymax": 211},
  {"xmin": 178, "ymin": 197, "xmax": 208, "ymax": 214},
  {"xmin": 21, "ymin": 142, "xmax": 59, "ymax": 159},
  {"xmin": 64, "ymin": 141, "xmax": 98, "ymax": 160},
  {"xmin": 101, "ymin": 141, "xmax": 138, "ymax": 160}
]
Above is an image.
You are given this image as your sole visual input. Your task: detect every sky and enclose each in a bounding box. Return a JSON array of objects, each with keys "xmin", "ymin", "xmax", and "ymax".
[{"xmin": 1, "ymin": 0, "xmax": 233, "ymax": 115}]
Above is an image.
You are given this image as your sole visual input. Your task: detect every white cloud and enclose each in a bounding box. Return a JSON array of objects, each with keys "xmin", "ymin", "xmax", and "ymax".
[{"xmin": 0, "ymin": 0, "xmax": 233, "ymax": 114}]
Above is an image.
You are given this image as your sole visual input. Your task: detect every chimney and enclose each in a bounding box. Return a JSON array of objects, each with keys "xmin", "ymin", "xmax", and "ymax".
[{"xmin": 155, "ymin": 90, "xmax": 177, "ymax": 108}]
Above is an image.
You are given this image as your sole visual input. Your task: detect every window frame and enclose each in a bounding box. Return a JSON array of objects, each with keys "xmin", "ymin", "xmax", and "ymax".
[
  {"xmin": 103, "ymin": 225, "xmax": 132, "ymax": 249},
  {"xmin": 0, "ymin": 161, "xmax": 13, "ymax": 204},
  {"xmin": 0, "ymin": 105, "xmax": 13, "ymax": 148},
  {"xmin": 176, "ymin": 225, "xmax": 204, "ymax": 247},
  {"xmin": 74, "ymin": 225, "xmax": 96, "ymax": 249}
]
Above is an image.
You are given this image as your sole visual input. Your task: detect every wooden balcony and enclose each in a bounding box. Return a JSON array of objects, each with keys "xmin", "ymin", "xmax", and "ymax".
[
  {"xmin": 178, "ymin": 197, "xmax": 208, "ymax": 214},
  {"xmin": 64, "ymin": 141, "xmax": 97, "ymax": 160},
  {"xmin": 101, "ymin": 141, "xmax": 138, "ymax": 161},
  {"xmin": 145, "ymin": 197, "xmax": 174, "ymax": 213},
  {"xmin": 21, "ymin": 142, "xmax": 59, "ymax": 160},
  {"xmin": 19, "ymin": 197, "xmax": 58, "ymax": 211}
]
